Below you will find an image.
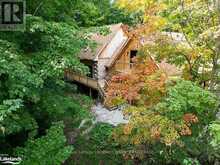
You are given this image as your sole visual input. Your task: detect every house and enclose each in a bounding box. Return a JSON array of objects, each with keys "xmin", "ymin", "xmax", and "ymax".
[
  {"xmin": 65, "ymin": 23, "xmax": 180, "ymax": 98},
  {"xmin": 65, "ymin": 23, "xmax": 140, "ymax": 97}
]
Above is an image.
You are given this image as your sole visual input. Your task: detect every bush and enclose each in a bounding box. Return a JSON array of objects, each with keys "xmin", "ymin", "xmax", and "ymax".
[{"xmin": 15, "ymin": 122, "xmax": 73, "ymax": 165}]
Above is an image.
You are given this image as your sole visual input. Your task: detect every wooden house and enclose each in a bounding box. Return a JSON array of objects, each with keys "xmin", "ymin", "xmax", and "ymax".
[{"xmin": 65, "ymin": 23, "xmax": 180, "ymax": 97}]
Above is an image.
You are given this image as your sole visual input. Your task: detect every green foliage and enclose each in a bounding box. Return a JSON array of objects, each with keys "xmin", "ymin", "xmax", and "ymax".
[
  {"xmin": 70, "ymin": 123, "xmax": 130, "ymax": 165},
  {"xmin": 209, "ymin": 121, "xmax": 220, "ymax": 149},
  {"xmin": 1, "ymin": 110, "xmax": 38, "ymax": 136},
  {"xmin": 27, "ymin": 0, "xmax": 76, "ymax": 23},
  {"xmin": 27, "ymin": 0, "xmax": 135, "ymax": 26},
  {"xmin": 110, "ymin": 96, "xmax": 127, "ymax": 107},
  {"xmin": 112, "ymin": 79, "xmax": 219, "ymax": 164},
  {"xmin": 37, "ymin": 86, "xmax": 85, "ymax": 119},
  {"xmin": 32, "ymin": 82, "xmax": 93, "ymax": 129},
  {"xmin": 0, "ymin": 16, "xmax": 92, "ymax": 84},
  {"xmin": 20, "ymin": 16, "xmax": 89, "ymax": 77},
  {"xmin": 0, "ymin": 99, "xmax": 23, "ymax": 122},
  {"xmin": 207, "ymin": 120, "xmax": 220, "ymax": 161},
  {"xmin": 0, "ymin": 39, "xmax": 43, "ymax": 100},
  {"xmin": 1, "ymin": 0, "xmax": 218, "ymax": 164},
  {"xmin": 15, "ymin": 122, "xmax": 73, "ymax": 165},
  {"xmin": 160, "ymin": 0, "xmax": 220, "ymax": 86},
  {"xmin": 0, "ymin": 14, "xmax": 93, "ymax": 134},
  {"xmin": 182, "ymin": 158, "xmax": 200, "ymax": 165},
  {"xmin": 0, "ymin": 1, "xmax": 137, "ymax": 164},
  {"xmin": 156, "ymin": 80, "xmax": 218, "ymax": 124},
  {"xmin": 0, "ymin": 12, "xmax": 95, "ymax": 164}
]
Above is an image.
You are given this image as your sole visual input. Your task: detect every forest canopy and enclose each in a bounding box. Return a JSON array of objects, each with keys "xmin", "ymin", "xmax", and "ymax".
[{"xmin": 0, "ymin": 0, "xmax": 219, "ymax": 165}]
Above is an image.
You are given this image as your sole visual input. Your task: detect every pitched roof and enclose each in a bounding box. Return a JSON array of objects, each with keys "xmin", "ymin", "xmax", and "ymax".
[
  {"xmin": 106, "ymin": 37, "xmax": 131, "ymax": 68},
  {"xmin": 79, "ymin": 23, "xmax": 123, "ymax": 60},
  {"xmin": 140, "ymin": 32, "xmax": 187, "ymax": 45},
  {"xmin": 162, "ymin": 32, "xmax": 186, "ymax": 43}
]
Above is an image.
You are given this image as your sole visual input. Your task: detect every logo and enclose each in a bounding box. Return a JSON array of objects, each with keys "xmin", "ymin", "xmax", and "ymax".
[
  {"xmin": 0, "ymin": 154, "xmax": 22, "ymax": 164},
  {"xmin": 0, "ymin": 0, "xmax": 25, "ymax": 31}
]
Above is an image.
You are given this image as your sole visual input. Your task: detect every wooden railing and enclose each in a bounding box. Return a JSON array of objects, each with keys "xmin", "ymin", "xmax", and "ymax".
[
  {"xmin": 65, "ymin": 70, "xmax": 99, "ymax": 90},
  {"xmin": 65, "ymin": 70, "xmax": 110, "ymax": 99}
]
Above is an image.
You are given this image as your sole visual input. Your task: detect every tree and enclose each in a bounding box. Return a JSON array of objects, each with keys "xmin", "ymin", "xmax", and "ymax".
[
  {"xmin": 27, "ymin": 0, "xmax": 136, "ymax": 26},
  {"xmin": 116, "ymin": 0, "xmax": 220, "ymax": 88},
  {"xmin": 154, "ymin": 0, "xmax": 220, "ymax": 87},
  {"xmin": 110, "ymin": 79, "xmax": 218, "ymax": 164},
  {"xmin": 0, "ymin": 15, "xmax": 92, "ymax": 160},
  {"xmin": 107, "ymin": 1, "xmax": 220, "ymax": 163},
  {"xmin": 15, "ymin": 122, "xmax": 73, "ymax": 165},
  {"xmin": 0, "ymin": 1, "xmax": 137, "ymax": 164},
  {"xmin": 105, "ymin": 56, "xmax": 163, "ymax": 106},
  {"xmin": 0, "ymin": 15, "xmax": 90, "ymax": 134}
]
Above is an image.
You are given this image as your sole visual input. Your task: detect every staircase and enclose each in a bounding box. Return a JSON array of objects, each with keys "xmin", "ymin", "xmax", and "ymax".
[{"xmin": 98, "ymin": 79, "xmax": 109, "ymax": 100}]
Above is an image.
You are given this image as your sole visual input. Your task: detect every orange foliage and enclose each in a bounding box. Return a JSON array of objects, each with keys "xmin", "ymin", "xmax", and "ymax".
[
  {"xmin": 179, "ymin": 124, "xmax": 192, "ymax": 136},
  {"xmin": 105, "ymin": 56, "xmax": 166, "ymax": 107},
  {"xmin": 183, "ymin": 113, "xmax": 199, "ymax": 124},
  {"xmin": 178, "ymin": 113, "xmax": 199, "ymax": 136}
]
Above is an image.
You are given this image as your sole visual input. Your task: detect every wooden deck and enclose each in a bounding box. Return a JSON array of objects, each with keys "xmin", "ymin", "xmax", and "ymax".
[{"xmin": 65, "ymin": 70, "xmax": 99, "ymax": 90}]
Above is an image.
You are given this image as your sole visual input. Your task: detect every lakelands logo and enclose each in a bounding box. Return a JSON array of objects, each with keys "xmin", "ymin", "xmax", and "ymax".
[
  {"xmin": 0, "ymin": 0, "xmax": 25, "ymax": 31},
  {"xmin": 0, "ymin": 154, "xmax": 22, "ymax": 164}
]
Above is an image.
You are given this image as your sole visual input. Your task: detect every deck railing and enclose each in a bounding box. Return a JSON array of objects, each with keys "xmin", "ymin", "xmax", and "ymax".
[{"xmin": 65, "ymin": 70, "xmax": 99, "ymax": 90}]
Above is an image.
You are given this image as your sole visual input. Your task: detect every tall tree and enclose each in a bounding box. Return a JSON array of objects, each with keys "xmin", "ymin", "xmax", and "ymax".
[
  {"xmin": 0, "ymin": 15, "xmax": 91, "ymax": 162},
  {"xmin": 27, "ymin": 0, "xmax": 136, "ymax": 26},
  {"xmin": 116, "ymin": 0, "xmax": 220, "ymax": 88}
]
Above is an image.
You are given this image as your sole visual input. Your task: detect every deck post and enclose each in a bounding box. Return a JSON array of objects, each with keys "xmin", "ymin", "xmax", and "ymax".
[{"xmin": 89, "ymin": 87, "xmax": 92, "ymax": 97}]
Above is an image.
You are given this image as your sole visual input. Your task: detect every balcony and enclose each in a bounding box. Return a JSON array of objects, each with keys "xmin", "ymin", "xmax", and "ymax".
[{"xmin": 65, "ymin": 70, "xmax": 99, "ymax": 90}]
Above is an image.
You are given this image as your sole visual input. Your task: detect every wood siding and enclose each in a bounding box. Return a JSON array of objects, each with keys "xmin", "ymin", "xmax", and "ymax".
[{"xmin": 108, "ymin": 39, "xmax": 140, "ymax": 76}]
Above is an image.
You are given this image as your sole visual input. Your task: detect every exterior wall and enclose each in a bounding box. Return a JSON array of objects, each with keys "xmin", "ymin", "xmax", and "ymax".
[
  {"xmin": 97, "ymin": 58, "xmax": 108, "ymax": 79},
  {"xmin": 97, "ymin": 29, "xmax": 128, "ymax": 79},
  {"xmin": 113, "ymin": 50, "xmax": 130, "ymax": 72},
  {"xmin": 109, "ymin": 39, "xmax": 140, "ymax": 75}
]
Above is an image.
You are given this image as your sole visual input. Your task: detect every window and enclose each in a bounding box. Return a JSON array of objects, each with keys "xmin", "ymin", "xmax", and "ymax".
[{"xmin": 130, "ymin": 50, "xmax": 138, "ymax": 68}]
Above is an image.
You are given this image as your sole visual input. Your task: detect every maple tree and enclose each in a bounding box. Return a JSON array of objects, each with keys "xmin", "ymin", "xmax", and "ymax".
[
  {"xmin": 106, "ymin": 54, "xmax": 218, "ymax": 146},
  {"xmin": 105, "ymin": 56, "xmax": 164, "ymax": 106}
]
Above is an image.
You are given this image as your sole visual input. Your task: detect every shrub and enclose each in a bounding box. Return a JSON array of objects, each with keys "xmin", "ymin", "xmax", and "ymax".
[{"xmin": 15, "ymin": 122, "xmax": 73, "ymax": 165}]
